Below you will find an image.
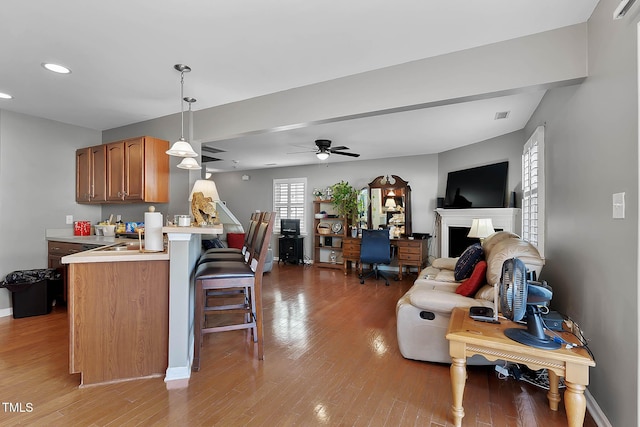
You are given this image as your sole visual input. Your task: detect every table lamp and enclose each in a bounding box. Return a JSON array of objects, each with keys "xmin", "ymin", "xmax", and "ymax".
[{"xmin": 467, "ymin": 218, "xmax": 495, "ymax": 243}]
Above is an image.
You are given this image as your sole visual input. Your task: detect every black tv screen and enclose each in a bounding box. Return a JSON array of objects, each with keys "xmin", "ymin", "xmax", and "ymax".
[
  {"xmin": 280, "ymin": 218, "xmax": 300, "ymax": 236},
  {"xmin": 444, "ymin": 162, "xmax": 508, "ymax": 208}
]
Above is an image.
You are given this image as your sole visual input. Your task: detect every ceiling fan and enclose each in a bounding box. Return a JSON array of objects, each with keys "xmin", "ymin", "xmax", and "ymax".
[{"xmin": 308, "ymin": 139, "xmax": 361, "ymax": 160}]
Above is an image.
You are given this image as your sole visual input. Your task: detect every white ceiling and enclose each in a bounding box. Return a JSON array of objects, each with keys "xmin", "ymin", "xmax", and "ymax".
[{"xmin": 1, "ymin": 1, "xmax": 599, "ymax": 171}]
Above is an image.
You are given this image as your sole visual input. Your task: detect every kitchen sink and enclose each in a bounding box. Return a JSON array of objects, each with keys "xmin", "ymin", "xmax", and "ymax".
[{"xmin": 99, "ymin": 242, "xmax": 142, "ymax": 252}]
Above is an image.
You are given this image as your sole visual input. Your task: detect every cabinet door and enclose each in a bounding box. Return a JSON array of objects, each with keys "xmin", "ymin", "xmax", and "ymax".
[
  {"xmin": 90, "ymin": 145, "xmax": 107, "ymax": 202},
  {"xmin": 106, "ymin": 141, "xmax": 125, "ymax": 201},
  {"xmin": 76, "ymin": 148, "xmax": 92, "ymax": 202},
  {"xmin": 123, "ymin": 137, "xmax": 145, "ymax": 201}
]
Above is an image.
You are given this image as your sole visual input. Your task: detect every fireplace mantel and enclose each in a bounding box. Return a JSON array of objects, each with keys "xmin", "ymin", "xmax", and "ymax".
[{"xmin": 435, "ymin": 208, "xmax": 521, "ymax": 257}]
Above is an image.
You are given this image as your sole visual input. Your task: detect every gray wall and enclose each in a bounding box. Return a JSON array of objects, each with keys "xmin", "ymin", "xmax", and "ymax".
[
  {"xmin": 437, "ymin": 129, "xmax": 526, "ymax": 207},
  {"xmin": 522, "ymin": 0, "xmax": 638, "ymax": 424},
  {"xmin": 211, "ymin": 154, "xmax": 439, "ymax": 260},
  {"xmin": 0, "ymin": 110, "xmax": 101, "ymax": 311}
]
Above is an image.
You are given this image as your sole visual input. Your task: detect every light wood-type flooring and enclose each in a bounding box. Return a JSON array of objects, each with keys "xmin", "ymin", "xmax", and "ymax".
[{"xmin": 0, "ymin": 263, "xmax": 596, "ymax": 426}]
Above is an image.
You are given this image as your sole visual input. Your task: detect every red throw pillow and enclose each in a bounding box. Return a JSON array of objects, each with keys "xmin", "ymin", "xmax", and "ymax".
[
  {"xmin": 455, "ymin": 260, "xmax": 487, "ymax": 297},
  {"xmin": 226, "ymin": 233, "xmax": 245, "ymax": 249}
]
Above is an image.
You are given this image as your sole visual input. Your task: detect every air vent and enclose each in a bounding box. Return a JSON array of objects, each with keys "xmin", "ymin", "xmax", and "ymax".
[
  {"xmin": 494, "ymin": 111, "xmax": 510, "ymax": 120},
  {"xmin": 201, "ymin": 146, "xmax": 226, "ymax": 154},
  {"xmin": 202, "ymin": 156, "xmax": 222, "ymax": 163}
]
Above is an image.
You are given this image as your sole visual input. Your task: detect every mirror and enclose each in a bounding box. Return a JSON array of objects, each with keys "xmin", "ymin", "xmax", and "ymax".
[
  {"xmin": 357, "ymin": 188, "xmax": 369, "ymax": 231},
  {"xmin": 367, "ymin": 175, "xmax": 412, "ymax": 238}
]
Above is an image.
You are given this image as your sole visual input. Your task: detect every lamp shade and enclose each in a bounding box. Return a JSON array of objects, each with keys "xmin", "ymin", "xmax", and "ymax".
[
  {"xmin": 385, "ymin": 197, "xmax": 397, "ymax": 209},
  {"xmin": 189, "ymin": 179, "xmax": 220, "ymax": 201},
  {"xmin": 467, "ymin": 218, "xmax": 495, "ymax": 239},
  {"xmin": 166, "ymin": 139, "xmax": 198, "ymax": 157},
  {"xmin": 177, "ymin": 157, "xmax": 202, "ymax": 170}
]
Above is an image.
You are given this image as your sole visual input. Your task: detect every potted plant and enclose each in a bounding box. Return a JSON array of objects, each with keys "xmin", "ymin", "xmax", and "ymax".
[{"xmin": 330, "ymin": 181, "xmax": 358, "ymax": 235}]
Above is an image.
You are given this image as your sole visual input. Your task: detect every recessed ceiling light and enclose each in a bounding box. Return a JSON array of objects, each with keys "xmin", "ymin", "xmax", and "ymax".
[
  {"xmin": 42, "ymin": 63, "xmax": 72, "ymax": 74},
  {"xmin": 0, "ymin": 92, "xmax": 13, "ymax": 99}
]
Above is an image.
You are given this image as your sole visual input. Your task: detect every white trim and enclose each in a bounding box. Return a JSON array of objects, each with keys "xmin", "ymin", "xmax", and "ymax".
[
  {"xmin": 164, "ymin": 366, "xmax": 191, "ymax": 383},
  {"xmin": 435, "ymin": 208, "xmax": 521, "ymax": 258},
  {"xmin": 522, "ymin": 125, "xmax": 545, "ymax": 258},
  {"xmin": 637, "ymin": 20, "xmax": 640, "ymax": 427},
  {"xmin": 585, "ymin": 389, "xmax": 613, "ymax": 427},
  {"xmin": 273, "ymin": 177, "xmax": 307, "ymax": 234},
  {"xmin": 0, "ymin": 307, "xmax": 13, "ymax": 318}
]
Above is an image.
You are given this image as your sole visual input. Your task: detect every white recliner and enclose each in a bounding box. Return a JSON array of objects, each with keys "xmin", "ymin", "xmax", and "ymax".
[{"xmin": 396, "ymin": 231, "xmax": 545, "ymax": 364}]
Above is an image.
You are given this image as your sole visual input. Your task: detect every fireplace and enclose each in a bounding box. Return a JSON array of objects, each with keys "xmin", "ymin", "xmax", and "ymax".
[
  {"xmin": 448, "ymin": 226, "xmax": 504, "ymax": 257},
  {"xmin": 435, "ymin": 208, "xmax": 521, "ymax": 258}
]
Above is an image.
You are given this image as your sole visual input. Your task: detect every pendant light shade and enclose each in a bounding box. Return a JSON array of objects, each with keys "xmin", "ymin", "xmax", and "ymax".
[
  {"xmin": 167, "ymin": 139, "xmax": 198, "ymax": 157},
  {"xmin": 177, "ymin": 157, "xmax": 202, "ymax": 170},
  {"xmin": 166, "ymin": 64, "xmax": 199, "ymax": 158}
]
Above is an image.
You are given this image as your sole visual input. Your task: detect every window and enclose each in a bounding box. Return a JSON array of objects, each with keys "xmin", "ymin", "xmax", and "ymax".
[
  {"xmin": 522, "ymin": 125, "xmax": 545, "ymax": 258},
  {"xmin": 273, "ymin": 178, "xmax": 307, "ymax": 234}
]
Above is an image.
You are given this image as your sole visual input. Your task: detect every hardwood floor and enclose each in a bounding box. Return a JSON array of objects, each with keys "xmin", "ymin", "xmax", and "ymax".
[{"xmin": 0, "ymin": 263, "xmax": 596, "ymax": 426}]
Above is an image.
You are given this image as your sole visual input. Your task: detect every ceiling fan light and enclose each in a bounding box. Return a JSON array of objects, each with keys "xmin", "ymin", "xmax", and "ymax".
[
  {"xmin": 166, "ymin": 138, "xmax": 198, "ymax": 157},
  {"xmin": 177, "ymin": 157, "xmax": 202, "ymax": 170},
  {"xmin": 316, "ymin": 151, "xmax": 330, "ymax": 160}
]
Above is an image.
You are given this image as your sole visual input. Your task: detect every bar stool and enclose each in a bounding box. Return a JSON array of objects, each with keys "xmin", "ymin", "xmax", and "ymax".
[{"xmin": 192, "ymin": 212, "xmax": 275, "ymax": 371}]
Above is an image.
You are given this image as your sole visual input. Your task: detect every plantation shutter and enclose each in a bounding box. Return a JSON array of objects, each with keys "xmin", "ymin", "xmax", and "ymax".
[
  {"xmin": 522, "ymin": 125, "xmax": 545, "ymax": 258},
  {"xmin": 273, "ymin": 178, "xmax": 307, "ymax": 234}
]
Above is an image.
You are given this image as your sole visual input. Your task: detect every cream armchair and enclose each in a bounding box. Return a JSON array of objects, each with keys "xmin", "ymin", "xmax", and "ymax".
[{"xmin": 396, "ymin": 231, "xmax": 544, "ymax": 364}]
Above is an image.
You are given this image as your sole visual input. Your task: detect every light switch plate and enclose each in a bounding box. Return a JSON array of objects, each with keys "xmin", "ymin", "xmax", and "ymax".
[
  {"xmin": 613, "ymin": 192, "xmax": 625, "ymax": 219},
  {"xmin": 66, "ymin": 215, "xmax": 73, "ymax": 224}
]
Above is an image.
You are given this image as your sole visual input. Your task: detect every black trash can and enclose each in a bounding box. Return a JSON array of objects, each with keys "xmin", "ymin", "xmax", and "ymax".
[{"xmin": 1, "ymin": 269, "xmax": 61, "ymax": 319}]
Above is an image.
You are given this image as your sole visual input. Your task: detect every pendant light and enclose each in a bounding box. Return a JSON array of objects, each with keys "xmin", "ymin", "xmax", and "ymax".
[
  {"xmin": 166, "ymin": 64, "xmax": 198, "ymax": 158},
  {"xmin": 177, "ymin": 96, "xmax": 201, "ymax": 169}
]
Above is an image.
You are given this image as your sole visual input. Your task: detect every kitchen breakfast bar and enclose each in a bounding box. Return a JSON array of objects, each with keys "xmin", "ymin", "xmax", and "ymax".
[{"xmin": 61, "ymin": 225, "xmax": 222, "ymax": 388}]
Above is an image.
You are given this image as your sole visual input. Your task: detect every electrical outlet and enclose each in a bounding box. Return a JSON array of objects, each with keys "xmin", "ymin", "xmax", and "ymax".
[{"xmin": 66, "ymin": 215, "xmax": 73, "ymax": 224}]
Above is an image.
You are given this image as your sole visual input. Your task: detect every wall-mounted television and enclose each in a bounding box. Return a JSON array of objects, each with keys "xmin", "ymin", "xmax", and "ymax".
[
  {"xmin": 444, "ymin": 161, "xmax": 508, "ymax": 209},
  {"xmin": 280, "ymin": 218, "xmax": 301, "ymax": 237}
]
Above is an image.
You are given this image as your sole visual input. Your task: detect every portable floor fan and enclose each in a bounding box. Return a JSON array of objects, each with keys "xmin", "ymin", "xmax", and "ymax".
[{"xmin": 499, "ymin": 258, "xmax": 560, "ymax": 350}]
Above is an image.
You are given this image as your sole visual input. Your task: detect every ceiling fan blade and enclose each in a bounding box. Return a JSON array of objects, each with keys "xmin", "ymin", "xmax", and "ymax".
[
  {"xmin": 329, "ymin": 146, "xmax": 350, "ymax": 151},
  {"xmin": 333, "ymin": 151, "xmax": 360, "ymax": 157}
]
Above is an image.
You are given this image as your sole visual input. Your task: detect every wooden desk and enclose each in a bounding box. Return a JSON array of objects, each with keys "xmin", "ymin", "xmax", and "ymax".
[
  {"xmin": 446, "ymin": 307, "xmax": 595, "ymax": 427},
  {"xmin": 342, "ymin": 237, "xmax": 429, "ymax": 279}
]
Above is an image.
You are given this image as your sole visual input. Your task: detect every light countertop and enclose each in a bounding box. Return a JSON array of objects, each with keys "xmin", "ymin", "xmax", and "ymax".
[{"xmin": 62, "ymin": 245, "xmax": 169, "ymax": 264}]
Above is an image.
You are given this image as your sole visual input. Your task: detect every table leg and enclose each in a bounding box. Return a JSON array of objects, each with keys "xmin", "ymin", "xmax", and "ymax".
[
  {"xmin": 450, "ymin": 357, "xmax": 466, "ymax": 427},
  {"xmin": 564, "ymin": 381, "xmax": 587, "ymax": 427},
  {"xmin": 546, "ymin": 369, "xmax": 561, "ymax": 411}
]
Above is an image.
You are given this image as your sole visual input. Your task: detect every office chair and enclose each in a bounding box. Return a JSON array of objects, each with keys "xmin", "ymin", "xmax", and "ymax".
[{"xmin": 359, "ymin": 229, "xmax": 393, "ymax": 286}]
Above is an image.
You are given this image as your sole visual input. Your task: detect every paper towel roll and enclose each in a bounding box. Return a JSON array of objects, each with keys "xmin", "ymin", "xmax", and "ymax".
[{"xmin": 144, "ymin": 212, "xmax": 164, "ymax": 252}]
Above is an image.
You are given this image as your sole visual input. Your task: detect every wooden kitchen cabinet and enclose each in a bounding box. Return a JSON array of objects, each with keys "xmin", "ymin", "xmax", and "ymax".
[
  {"xmin": 76, "ymin": 145, "xmax": 106, "ymax": 203},
  {"xmin": 48, "ymin": 241, "xmax": 85, "ymax": 303},
  {"xmin": 68, "ymin": 260, "xmax": 169, "ymax": 386},
  {"xmin": 106, "ymin": 136, "xmax": 169, "ymax": 203}
]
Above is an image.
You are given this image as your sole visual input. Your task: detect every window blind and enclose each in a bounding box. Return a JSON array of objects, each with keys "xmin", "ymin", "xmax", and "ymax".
[
  {"xmin": 273, "ymin": 178, "xmax": 307, "ymax": 234},
  {"xmin": 522, "ymin": 125, "xmax": 544, "ymax": 257}
]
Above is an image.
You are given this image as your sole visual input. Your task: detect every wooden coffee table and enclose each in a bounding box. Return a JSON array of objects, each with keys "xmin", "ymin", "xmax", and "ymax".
[{"xmin": 446, "ymin": 307, "xmax": 595, "ymax": 427}]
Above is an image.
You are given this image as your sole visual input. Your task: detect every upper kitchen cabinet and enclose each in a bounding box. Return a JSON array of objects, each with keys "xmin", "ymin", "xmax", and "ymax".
[
  {"xmin": 106, "ymin": 136, "xmax": 169, "ymax": 203},
  {"xmin": 76, "ymin": 145, "xmax": 107, "ymax": 203},
  {"xmin": 77, "ymin": 136, "xmax": 170, "ymax": 204}
]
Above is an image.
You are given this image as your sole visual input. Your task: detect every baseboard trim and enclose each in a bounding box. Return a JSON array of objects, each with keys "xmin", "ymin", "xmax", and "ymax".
[
  {"xmin": 0, "ymin": 307, "xmax": 13, "ymax": 318},
  {"xmin": 586, "ymin": 389, "xmax": 612, "ymax": 427}
]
